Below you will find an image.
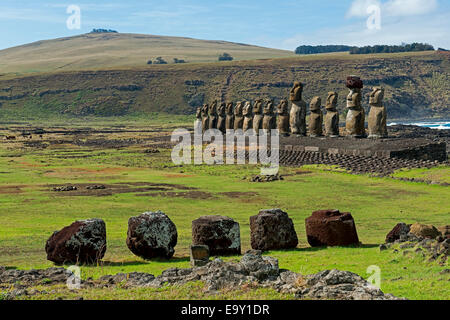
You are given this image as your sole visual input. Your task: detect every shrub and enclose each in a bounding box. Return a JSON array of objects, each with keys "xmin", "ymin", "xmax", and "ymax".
[{"xmin": 218, "ymin": 53, "xmax": 233, "ymax": 61}]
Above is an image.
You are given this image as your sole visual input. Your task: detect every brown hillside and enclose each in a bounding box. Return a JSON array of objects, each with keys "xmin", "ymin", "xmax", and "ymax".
[{"xmin": 0, "ymin": 51, "xmax": 448, "ymax": 120}]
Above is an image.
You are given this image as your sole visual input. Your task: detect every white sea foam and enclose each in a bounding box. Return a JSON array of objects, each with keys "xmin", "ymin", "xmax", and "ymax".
[{"xmin": 388, "ymin": 121, "xmax": 450, "ymax": 130}]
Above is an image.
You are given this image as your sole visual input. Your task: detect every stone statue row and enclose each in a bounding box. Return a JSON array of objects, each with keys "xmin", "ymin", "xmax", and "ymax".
[{"xmin": 195, "ymin": 76, "xmax": 387, "ymax": 139}]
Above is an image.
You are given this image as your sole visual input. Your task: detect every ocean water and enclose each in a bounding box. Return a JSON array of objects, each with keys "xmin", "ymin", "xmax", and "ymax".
[{"xmin": 387, "ymin": 121, "xmax": 450, "ymax": 130}]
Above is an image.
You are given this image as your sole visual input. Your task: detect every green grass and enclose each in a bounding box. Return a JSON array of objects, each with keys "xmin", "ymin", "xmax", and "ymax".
[
  {"xmin": 0, "ymin": 124, "xmax": 448, "ymax": 300},
  {"xmin": 392, "ymin": 166, "xmax": 450, "ymax": 184}
]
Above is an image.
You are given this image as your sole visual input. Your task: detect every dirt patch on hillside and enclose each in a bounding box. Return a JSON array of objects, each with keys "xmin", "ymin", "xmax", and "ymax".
[
  {"xmin": 219, "ymin": 191, "xmax": 258, "ymax": 198},
  {"xmin": 0, "ymin": 185, "xmax": 26, "ymax": 194},
  {"xmin": 46, "ymin": 182, "xmax": 197, "ymax": 197},
  {"xmin": 137, "ymin": 190, "xmax": 214, "ymax": 200}
]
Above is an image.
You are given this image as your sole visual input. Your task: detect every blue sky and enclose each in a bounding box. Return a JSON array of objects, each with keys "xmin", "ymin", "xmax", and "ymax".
[{"xmin": 0, "ymin": 0, "xmax": 449, "ymax": 50}]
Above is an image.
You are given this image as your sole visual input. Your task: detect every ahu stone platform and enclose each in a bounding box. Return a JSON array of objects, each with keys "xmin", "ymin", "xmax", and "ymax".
[{"xmin": 280, "ymin": 136, "xmax": 447, "ymax": 162}]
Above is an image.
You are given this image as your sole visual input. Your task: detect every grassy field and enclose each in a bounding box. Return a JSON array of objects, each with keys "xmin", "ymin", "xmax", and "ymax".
[{"xmin": 0, "ymin": 120, "xmax": 448, "ymax": 300}]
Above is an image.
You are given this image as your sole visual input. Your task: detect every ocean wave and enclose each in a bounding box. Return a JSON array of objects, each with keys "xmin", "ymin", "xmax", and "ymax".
[{"xmin": 388, "ymin": 121, "xmax": 450, "ymax": 130}]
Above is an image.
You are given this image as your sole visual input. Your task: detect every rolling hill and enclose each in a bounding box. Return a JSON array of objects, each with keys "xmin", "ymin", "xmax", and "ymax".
[
  {"xmin": 0, "ymin": 32, "xmax": 295, "ymax": 76},
  {"xmin": 0, "ymin": 33, "xmax": 448, "ymax": 120}
]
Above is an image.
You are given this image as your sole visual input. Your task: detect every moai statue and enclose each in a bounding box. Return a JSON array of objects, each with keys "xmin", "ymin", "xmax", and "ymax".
[
  {"xmin": 242, "ymin": 101, "xmax": 253, "ymax": 132},
  {"xmin": 217, "ymin": 102, "xmax": 227, "ymax": 133},
  {"xmin": 309, "ymin": 96, "xmax": 323, "ymax": 137},
  {"xmin": 208, "ymin": 100, "xmax": 218, "ymax": 130},
  {"xmin": 324, "ymin": 91, "xmax": 340, "ymax": 137},
  {"xmin": 201, "ymin": 104, "xmax": 209, "ymax": 133},
  {"xmin": 195, "ymin": 106, "xmax": 202, "ymax": 132},
  {"xmin": 289, "ymin": 82, "xmax": 307, "ymax": 136},
  {"xmin": 225, "ymin": 102, "xmax": 235, "ymax": 131},
  {"xmin": 345, "ymin": 76, "xmax": 366, "ymax": 138},
  {"xmin": 233, "ymin": 101, "xmax": 244, "ymax": 130},
  {"xmin": 262, "ymin": 99, "xmax": 276, "ymax": 133},
  {"xmin": 368, "ymin": 87, "xmax": 387, "ymax": 138},
  {"xmin": 276, "ymin": 99, "xmax": 290, "ymax": 136},
  {"xmin": 252, "ymin": 99, "xmax": 264, "ymax": 134}
]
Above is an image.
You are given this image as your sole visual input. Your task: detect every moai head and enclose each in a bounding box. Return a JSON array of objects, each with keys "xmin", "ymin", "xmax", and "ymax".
[
  {"xmin": 369, "ymin": 87, "xmax": 384, "ymax": 107},
  {"xmin": 234, "ymin": 101, "xmax": 243, "ymax": 116},
  {"xmin": 218, "ymin": 102, "xmax": 226, "ymax": 116},
  {"xmin": 226, "ymin": 102, "xmax": 234, "ymax": 115},
  {"xmin": 264, "ymin": 99, "xmax": 274, "ymax": 115},
  {"xmin": 253, "ymin": 99, "xmax": 263, "ymax": 114},
  {"xmin": 209, "ymin": 100, "xmax": 218, "ymax": 115},
  {"xmin": 277, "ymin": 99, "xmax": 289, "ymax": 114},
  {"xmin": 325, "ymin": 92, "xmax": 338, "ymax": 110},
  {"xmin": 201, "ymin": 104, "xmax": 209, "ymax": 116},
  {"xmin": 289, "ymin": 82, "xmax": 304, "ymax": 101},
  {"xmin": 196, "ymin": 107, "xmax": 202, "ymax": 119},
  {"xmin": 346, "ymin": 76, "xmax": 363, "ymax": 110},
  {"xmin": 243, "ymin": 101, "xmax": 253, "ymax": 116},
  {"xmin": 310, "ymin": 96, "xmax": 322, "ymax": 112}
]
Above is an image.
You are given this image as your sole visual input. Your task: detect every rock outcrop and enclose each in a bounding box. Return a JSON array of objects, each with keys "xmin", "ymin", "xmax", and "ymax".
[
  {"xmin": 250, "ymin": 209, "xmax": 298, "ymax": 251},
  {"xmin": 45, "ymin": 218, "xmax": 107, "ymax": 265},
  {"xmin": 305, "ymin": 210, "xmax": 359, "ymax": 247},
  {"xmin": 192, "ymin": 215, "xmax": 241, "ymax": 255},
  {"xmin": 126, "ymin": 211, "xmax": 178, "ymax": 260}
]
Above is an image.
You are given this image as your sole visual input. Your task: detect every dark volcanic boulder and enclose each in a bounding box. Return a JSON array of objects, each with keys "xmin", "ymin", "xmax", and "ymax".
[
  {"xmin": 126, "ymin": 211, "xmax": 178, "ymax": 259},
  {"xmin": 45, "ymin": 218, "xmax": 107, "ymax": 265},
  {"xmin": 250, "ymin": 208, "xmax": 298, "ymax": 251},
  {"xmin": 192, "ymin": 215, "xmax": 241, "ymax": 255},
  {"xmin": 305, "ymin": 210, "xmax": 359, "ymax": 247},
  {"xmin": 385, "ymin": 223, "xmax": 411, "ymax": 243}
]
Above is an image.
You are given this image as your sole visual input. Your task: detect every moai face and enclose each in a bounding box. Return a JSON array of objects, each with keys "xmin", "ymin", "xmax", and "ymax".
[
  {"xmin": 326, "ymin": 92, "xmax": 338, "ymax": 110},
  {"xmin": 277, "ymin": 99, "xmax": 288, "ymax": 114},
  {"xmin": 196, "ymin": 107, "xmax": 202, "ymax": 119},
  {"xmin": 290, "ymin": 82, "xmax": 303, "ymax": 101},
  {"xmin": 369, "ymin": 87, "xmax": 384, "ymax": 107},
  {"xmin": 264, "ymin": 99, "xmax": 274, "ymax": 115},
  {"xmin": 243, "ymin": 101, "xmax": 252, "ymax": 116},
  {"xmin": 201, "ymin": 104, "xmax": 209, "ymax": 116},
  {"xmin": 310, "ymin": 96, "xmax": 322, "ymax": 112},
  {"xmin": 209, "ymin": 100, "xmax": 218, "ymax": 115},
  {"xmin": 253, "ymin": 99, "xmax": 263, "ymax": 114},
  {"xmin": 226, "ymin": 102, "xmax": 234, "ymax": 115},
  {"xmin": 218, "ymin": 102, "xmax": 226, "ymax": 116},
  {"xmin": 234, "ymin": 102, "xmax": 243, "ymax": 116},
  {"xmin": 347, "ymin": 88, "xmax": 362, "ymax": 109}
]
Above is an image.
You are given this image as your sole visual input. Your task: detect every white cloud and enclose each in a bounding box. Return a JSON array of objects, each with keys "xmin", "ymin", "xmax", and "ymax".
[
  {"xmin": 348, "ymin": 0, "xmax": 438, "ymax": 18},
  {"xmin": 384, "ymin": 0, "xmax": 438, "ymax": 16}
]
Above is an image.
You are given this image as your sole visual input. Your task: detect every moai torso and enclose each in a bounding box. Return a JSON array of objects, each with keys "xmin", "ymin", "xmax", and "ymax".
[
  {"xmin": 276, "ymin": 99, "xmax": 290, "ymax": 135},
  {"xmin": 225, "ymin": 102, "xmax": 235, "ymax": 131},
  {"xmin": 208, "ymin": 100, "xmax": 218, "ymax": 130},
  {"xmin": 289, "ymin": 82, "xmax": 307, "ymax": 135},
  {"xmin": 253, "ymin": 99, "xmax": 264, "ymax": 133},
  {"xmin": 309, "ymin": 96, "xmax": 323, "ymax": 137},
  {"xmin": 262, "ymin": 99, "xmax": 276, "ymax": 131},
  {"xmin": 325, "ymin": 91, "xmax": 340, "ymax": 137},
  {"xmin": 242, "ymin": 101, "xmax": 253, "ymax": 132},
  {"xmin": 201, "ymin": 104, "xmax": 209, "ymax": 133},
  {"xmin": 368, "ymin": 87, "xmax": 387, "ymax": 138},
  {"xmin": 217, "ymin": 102, "xmax": 227, "ymax": 133},
  {"xmin": 345, "ymin": 76, "xmax": 365, "ymax": 137},
  {"xmin": 233, "ymin": 102, "xmax": 244, "ymax": 130}
]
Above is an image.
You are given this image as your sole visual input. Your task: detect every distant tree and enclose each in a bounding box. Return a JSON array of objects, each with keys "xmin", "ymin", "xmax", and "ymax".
[
  {"xmin": 218, "ymin": 53, "xmax": 233, "ymax": 61},
  {"xmin": 349, "ymin": 43, "xmax": 434, "ymax": 54},
  {"xmin": 173, "ymin": 58, "xmax": 186, "ymax": 64},
  {"xmin": 147, "ymin": 60, "xmax": 152, "ymax": 65},
  {"xmin": 437, "ymin": 48, "xmax": 448, "ymax": 52},
  {"xmin": 91, "ymin": 28, "xmax": 118, "ymax": 33},
  {"xmin": 294, "ymin": 45, "xmax": 355, "ymax": 55}
]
